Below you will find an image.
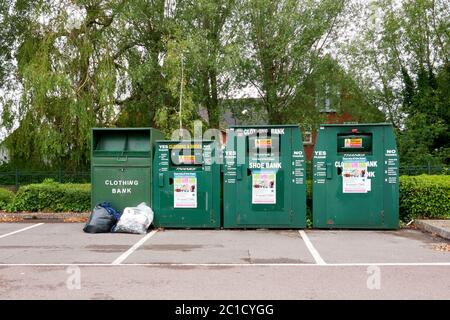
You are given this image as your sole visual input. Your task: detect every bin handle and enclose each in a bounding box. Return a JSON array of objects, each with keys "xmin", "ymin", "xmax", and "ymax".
[
  {"xmin": 205, "ymin": 192, "xmax": 208, "ymax": 211},
  {"xmin": 158, "ymin": 173, "xmax": 164, "ymax": 187},
  {"xmin": 117, "ymin": 155, "xmax": 128, "ymax": 162},
  {"xmin": 326, "ymin": 162, "xmax": 332, "ymax": 179},
  {"xmin": 236, "ymin": 165, "xmax": 243, "ymax": 180}
]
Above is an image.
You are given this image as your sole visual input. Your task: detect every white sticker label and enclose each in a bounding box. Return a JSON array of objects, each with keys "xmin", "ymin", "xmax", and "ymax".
[
  {"xmin": 342, "ymin": 159, "xmax": 369, "ymax": 193},
  {"xmin": 174, "ymin": 173, "xmax": 197, "ymax": 208},
  {"xmin": 252, "ymin": 170, "xmax": 276, "ymax": 204}
]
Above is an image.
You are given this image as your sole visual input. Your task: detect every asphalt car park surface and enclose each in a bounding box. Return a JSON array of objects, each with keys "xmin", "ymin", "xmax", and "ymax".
[{"xmin": 0, "ymin": 223, "xmax": 449, "ymax": 299}]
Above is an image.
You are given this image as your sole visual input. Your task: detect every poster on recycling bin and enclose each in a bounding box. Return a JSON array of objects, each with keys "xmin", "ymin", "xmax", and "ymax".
[
  {"xmin": 252, "ymin": 170, "xmax": 276, "ymax": 204},
  {"xmin": 174, "ymin": 173, "xmax": 197, "ymax": 208},
  {"xmin": 342, "ymin": 158, "xmax": 368, "ymax": 193}
]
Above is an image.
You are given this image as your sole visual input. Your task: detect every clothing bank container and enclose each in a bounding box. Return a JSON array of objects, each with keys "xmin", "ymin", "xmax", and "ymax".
[
  {"xmin": 223, "ymin": 125, "xmax": 307, "ymax": 228},
  {"xmin": 312, "ymin": 123, "xmax": 399, "ymax": 229},
  {"xmin": 90, "ymin": 128, "xmax": 164, "ymax": 213},
  {"xmin": 152, "ymin": 140, "xmax": 221, "ymax": 228}
]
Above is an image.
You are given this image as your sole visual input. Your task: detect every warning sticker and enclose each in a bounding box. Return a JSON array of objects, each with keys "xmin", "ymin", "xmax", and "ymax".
[
  {"xmin": 174, "ymin": 173, "xmax": 197, "ymax": 208},
  {"xmin": 252, "ymin": 170, "xmax": 276, "ymax": 204},
  {"xmin": 255, "ymin": 139, "xmax": 272, "ymax": 148},
  {"xmin": 344, "ymin": 138, "xmax": 363, "ymax": 148},
  {"xmin": 342, "ymin": 159, "xmax": 369, "ymax": 193},
  {"xmin": 178, "ymin": 155, "xmax": 195, "ymax": 164}
]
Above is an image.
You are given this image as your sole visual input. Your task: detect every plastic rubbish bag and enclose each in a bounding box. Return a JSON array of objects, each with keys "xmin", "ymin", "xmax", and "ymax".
[
  {"xmin": 112, "ymin": 202, "xmax": 153, "ymax": 234},
  {"xmin": 97, "ymin": 201, "xmax": 121, "ymax": 221},
  {"xmin": 83, "ymin": 205, "xmax": 117, "ymax": 233}
]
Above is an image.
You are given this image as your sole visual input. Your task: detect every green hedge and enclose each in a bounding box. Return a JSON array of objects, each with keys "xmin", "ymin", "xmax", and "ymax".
[
  {"xmin": 0, "ymin": 188, "xmax": 15, "ymax": 210},
  {"xmin": 7, "ymin": 179, "xmax": 90, "ymax": 212},
  {"xmin": 3, "ymin": 176, "xmax": 449, "ymax": 221},
  {"xmin": 399, "ymin": 175, "xmax": 450, "ymax": 221},
  {"xmin": 307, "ymin": 176, "xmax": 448, "ymax": 223},
  {"xmin": 306, "ymin": 180, "xmax": 312, "ymax": 227}
]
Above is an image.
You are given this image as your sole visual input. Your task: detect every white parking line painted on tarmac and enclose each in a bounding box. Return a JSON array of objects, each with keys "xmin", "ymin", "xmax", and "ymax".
[
  {"xmin": 0, "ymin": 262, "xmax": 449, "ymax": 267},
  {"xmin": 299, "ymin": 230, "xmax": 326, "ymax": 265},
  {"xmin": 0, "ymin": 223, "xmax": 45, "ymax": 239},
  {"xmin": 111, "ymin": 230, "xmax": 158, "ymax": 265}
]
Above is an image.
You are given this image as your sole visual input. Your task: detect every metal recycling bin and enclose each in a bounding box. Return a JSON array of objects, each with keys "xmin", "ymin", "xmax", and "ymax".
[
  {"xmin": 91, "ymin": 128, "xmax": 164, "ymax": 213},
  {"xmin": 223, "ymin": 125, "xmax": 307, "ymax": 228},
  {"xmin": 152, "ymin": 140, "xmax": 221, "ymax": 228},
  {"xmin": 312, "ymin": 123, "xmax": 399, "ymax": 229}
]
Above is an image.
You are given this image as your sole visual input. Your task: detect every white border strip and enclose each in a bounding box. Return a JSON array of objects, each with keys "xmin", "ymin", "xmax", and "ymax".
[
  {"xmin": 0, "ymin": 262, "xmax": 449, "ymax": 267},
  {"xmin": 111, "ymin": 230, "xmax": 158, "ymax": 265},
  {"xmin": 0, "ymin": 223, "xmax": 44, "ymax": 239},
  {"xmin": 299, "ymin": 230, "xmax": 326, "ymax": 265}
]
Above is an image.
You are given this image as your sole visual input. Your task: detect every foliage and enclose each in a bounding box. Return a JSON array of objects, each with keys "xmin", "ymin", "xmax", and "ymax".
[
  {"xmin": 398, "ymin": 63, "xmax": 450, "ymax": 165},
  {"xmin": 399, "ymin": 175, "xmax": 450, "ymax": 221},
  {"xmin": 0, "ymin": 188, "xmax": 14, "ymax": 210},
  {"xmin": 234, "ymin": 0, "xmax": 345, "ymax": 124},
  {"xmin": 114, "ymin": 0, "xmax": 170, "ymax": 129},
  {"xmin": 170, "ymin": 0, "xmax": 238, "ymax": 129},
  {"xmin": 7, "ymin": 179, "xmax": 90, "ymax": 212},
  {"xmin": 293, "ymin": 55, "xmax": 386, "ymax": 128},
  {"xmin": 3, "ymin": 175, "xmax": 450, "ymax": 224},
  {"xmin": 306, "ymin": 179, "xmax": 312, "ymax": 228},
  {"xmin": 305, "ymin": 176, "xmax": 449, "ymax": 224},
  {"xmin": 153, "ymin": 35, "xmax": 200, "ymax": 136},
  {"xmin": 0, "ymin": 0, "xmax": 449, "ymax": 169},
  {"xmin": 1, "ymin": 0, "xmax": 171, "ymax": 169},
  {"xmin": 234, "ymin": 0, "xmax": 343, "ymax": 124},
  {"xmin": 343, "ymin": 0, "xmax": 450, "ymax": 165}
]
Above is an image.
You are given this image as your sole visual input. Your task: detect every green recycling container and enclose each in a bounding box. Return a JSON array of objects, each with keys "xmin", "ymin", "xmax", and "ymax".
[
  {"xmin": 91, "ymin": 128, "xmax": 165, "ymax": 213},
  {"xmin": 312, "ymin": 123, "xmax": 399, "ymax": 229},
  {"xmin": 153, "ymin": 140, "xmax": 221, "ymax": 228},
  {"xmin": 223, "ymin": 125, "xmax": 307, "ymax": 228}
]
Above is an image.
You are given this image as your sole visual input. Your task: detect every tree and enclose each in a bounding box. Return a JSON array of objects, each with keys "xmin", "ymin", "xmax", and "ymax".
[
  {"xmin": 2, "ymin": 0, "xmax": 183, "ymax": 168},
  {"xmin": 3, "ymin": 0, "xmax": 239, "ymax": 169},
  {"xmin": 234, "ymin": 0, "xmax": 345, "ymax": 124},
  {"xmin": 343, "ymin": 0, "xmax": 449, "ymax": 165},
  {"xmin": 168, "ymin": 0, "xmax": 237, "ymax": 129},
  {"xmin": 114, "ymin": 0, "xmax": 170, "ymax": 128},
  {"xmin": 5, "ymin": 1, "xmax": 122, "ymax": 169},
  {"xmin": 2, "ymin": 0, "xmax": 448, "ymax": 169},
  {"xmin": 293, "ymin": 55, "xmax": 385, "ymax": 128},
  {"xmin": 153, "ymin": 35, "xmax": 199, "ymax": 136},
  {"xmin": 3, "ymin": 1, "xmax": 173, "ymax": 169},
  {"xmin": 0, "ymin": 0, "xmax": 41, "ymax": 137},
  {"xmin": 399, "ymin": 62, "xmax": 450, "ymax": 165}
]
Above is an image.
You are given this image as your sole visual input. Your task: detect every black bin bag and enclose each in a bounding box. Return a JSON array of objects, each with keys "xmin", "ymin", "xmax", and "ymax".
[{"xmin": 83, "ymin": 205, "xmax": 116, "ymax": 233}]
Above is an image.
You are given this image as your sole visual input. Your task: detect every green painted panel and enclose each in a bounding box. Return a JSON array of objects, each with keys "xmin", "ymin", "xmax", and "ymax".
[{"xmin": 91, "ymin": 165, "xmax": 151, "ymax": 214}]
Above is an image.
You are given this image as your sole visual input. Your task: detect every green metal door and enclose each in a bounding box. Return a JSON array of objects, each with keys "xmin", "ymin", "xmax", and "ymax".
[
  {"xmin": 313, "ymin": 124, "xmax": 399, "ymax": 229},
  {"xmin": 224, "ymin": 125, "xmax": 307, "ymax": 228}
]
